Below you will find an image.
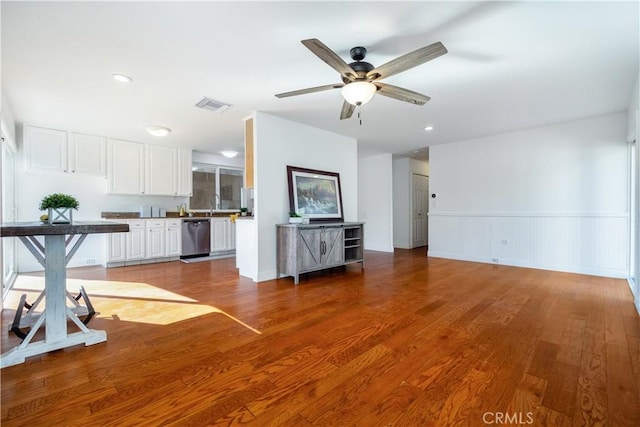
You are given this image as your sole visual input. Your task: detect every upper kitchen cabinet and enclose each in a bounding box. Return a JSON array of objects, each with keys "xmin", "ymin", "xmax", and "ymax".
[
  {"xmin": 145, "ymin": 144, "xmax": 177, "ymax": 195},
  {"xmin": 24, "ymin": 125, "xmax": 106, "ymax": 176},
  {"xmin": 177, "ymin": 148, "xmax": 193, "ymax": 197},
  {"xmin": 107, "ymin": 138, "xmax": 192, "ymax": 196},
  {"xmin": 69, "ymin": 133, "xmax": 106, "ymax": 176},
  {"xmin": 108, "ymin": 139, "xmax": 145, "ymax": 194}
]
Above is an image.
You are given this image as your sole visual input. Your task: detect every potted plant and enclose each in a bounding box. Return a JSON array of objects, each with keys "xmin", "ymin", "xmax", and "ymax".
[
  {"xmin": 240, "ymin": 207, "xmax": 248, "ymax": 217},
  {"xmin": 39, "ymin": 193, "xmax": 79, "ymax": 224},
  {"xmin": 289, "ymin": 212, "xmax": 303, "ymax": 224}
]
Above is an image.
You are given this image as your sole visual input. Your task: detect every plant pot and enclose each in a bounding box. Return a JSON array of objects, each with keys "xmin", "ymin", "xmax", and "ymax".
[
  {"xmin": 48, "ymin": 207, "xmax": 73, "ymax": 224},
  {"xmin": 289, "ymin": 217, "xmax": 303, "ymax": 224}
]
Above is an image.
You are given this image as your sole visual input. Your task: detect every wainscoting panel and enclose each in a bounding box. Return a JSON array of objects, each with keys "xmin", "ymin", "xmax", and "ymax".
[{"xmin": 429, "ymin": 213, "xmax": 628, "ymax": 278}]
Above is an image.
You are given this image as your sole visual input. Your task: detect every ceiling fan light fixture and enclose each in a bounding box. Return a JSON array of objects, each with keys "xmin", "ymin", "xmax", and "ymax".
[
  {"xmin": 147, "ymin": 126, "xmax": 171, "ymax": 137},
  {"xmin": 341, "ymin": 81, "xmax": 377, "ymax": 106}
]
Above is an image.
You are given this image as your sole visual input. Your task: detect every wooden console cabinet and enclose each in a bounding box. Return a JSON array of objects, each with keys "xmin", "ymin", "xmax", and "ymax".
[{"xmin": 276, "ymin": 222, "xmax": 364, "ymax": 284}]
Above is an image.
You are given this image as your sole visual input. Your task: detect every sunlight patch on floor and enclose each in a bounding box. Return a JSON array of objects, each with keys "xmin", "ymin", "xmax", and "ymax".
[{"xmin": 5, "ymin": 275, "xmax": 261, "ymax": 333}]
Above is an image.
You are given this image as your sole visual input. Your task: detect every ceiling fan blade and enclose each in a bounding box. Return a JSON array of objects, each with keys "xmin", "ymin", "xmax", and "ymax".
[
  {"xmin": 302, "ymin": 39, "xmax": 357, "ymax": 81},
  {"xmin": 367, "ymin": 41, "xmax": 447, "ymax": 81},
  {"xmin": 340, "ymin": 100, "xmax": 355, "ymax": 120},
  {"xmin": 375, "ymin": 83, "xmax": 431, "ymax": 105},
  {"xmin": 275, "ymin": 83, "xmax": 344, "ymax": 98}
]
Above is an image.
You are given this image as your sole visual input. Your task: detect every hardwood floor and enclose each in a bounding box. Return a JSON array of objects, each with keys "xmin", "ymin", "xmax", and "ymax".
[{"xmin": 1, "ymin": 249, "xmax": 639, "ymax": 426}]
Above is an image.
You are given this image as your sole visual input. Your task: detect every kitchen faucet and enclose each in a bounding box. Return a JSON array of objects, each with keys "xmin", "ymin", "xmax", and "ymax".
[{"xmin": 214, "ymin": 194, "xmax": 221, "ymax": 210}]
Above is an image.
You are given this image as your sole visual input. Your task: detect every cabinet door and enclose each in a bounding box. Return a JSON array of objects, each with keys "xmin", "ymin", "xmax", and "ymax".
[
  {"xmin": 146, "ymin": 145, "xmax": 177, "ymax": 195},
  {"xmin": 107, "ymin": 232, "xmax": 126, "ymax": 262},
  {"xmin": 24, "ymin": 125, "xmax": 67, "ymax": 173},
  {"xmin": 108, "ymin": 139, "xmax": 145, "ymax": 194},
  {"xmin": 126, "ymin": 220, "xmax": 145, "ymax": 260},
  {"xmin": 298, "ymin": 228, "xmax": 322, "ymax": 271},
  {"xmin": 321, "ymin": 228, "xmax": 344, "ymax": 266},
  {"xmin": 68, "ymin": 133, "xmax": 106, "ymax": 176},
  {"xmin": 211, "ymin": 218, "xmax": 228, "ymax": 252},
  {"xmin": 228, "ymin": 220, "xmax": 236, "ymax": 250},
  {"xmin": 177, "ymin": 149, "xmax": 192, "ymax": 196},
  {"xmin": 146, "ymin": 220, "xmax": 165, "ymax": 258},
  {"xmin": 165, "ymin": 220, "xmax": 181, "ymax": 256}
]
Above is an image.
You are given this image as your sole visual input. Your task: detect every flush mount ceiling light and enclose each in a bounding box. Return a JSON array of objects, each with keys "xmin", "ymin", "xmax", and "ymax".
[
  {"xmin": 147, "ymin": 126, "xmax": 171, "ymax": 137},
  {"xmin": 424, "ymin": 125, "xmax": 434, "ymax": 131},
  {"xmin": 112, "ymin": 73, "xmax": 133, "ymax": 83},
  {"xmin": 341, "ymin": 81, "xmax": 377, "ymax": 106},
  {"xmin": 221, "ymin": 150, "xmax": 238, "ymax": 158}
]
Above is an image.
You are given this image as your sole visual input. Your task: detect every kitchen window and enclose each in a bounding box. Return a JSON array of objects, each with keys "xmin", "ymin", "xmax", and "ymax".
[{"xmin": 190, "ymin": 164, "xmax": 244, "ymax": 210}]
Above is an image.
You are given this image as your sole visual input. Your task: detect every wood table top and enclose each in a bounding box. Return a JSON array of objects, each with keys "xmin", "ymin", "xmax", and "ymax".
[{"xmin": 0, "ymin": 221, "xmax": 129, "ymax": 237}]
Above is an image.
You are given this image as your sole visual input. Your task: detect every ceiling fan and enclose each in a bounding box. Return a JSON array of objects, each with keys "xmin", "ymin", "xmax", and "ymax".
[{"xmin": 275, "ymin": 38, "xmax": 448, "ymax": 120}]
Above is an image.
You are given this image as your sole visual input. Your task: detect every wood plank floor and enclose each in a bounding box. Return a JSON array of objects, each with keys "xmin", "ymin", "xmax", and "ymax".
[{"xmin": 1, "ymin": 249, "xmax": 639, "ymax": 426}]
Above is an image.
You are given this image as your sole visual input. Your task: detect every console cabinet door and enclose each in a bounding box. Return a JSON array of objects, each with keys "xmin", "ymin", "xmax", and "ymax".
[
  {"xmin": 298, "ymin": 228, "xmax": 322, "ymax": 270},
  {"xmin": 321, "ymin": 227, "xmax": 344, "ymax": 266}
]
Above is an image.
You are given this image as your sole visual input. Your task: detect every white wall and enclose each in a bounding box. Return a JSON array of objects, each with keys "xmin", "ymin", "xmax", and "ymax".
[
  {"xmin": 358, "ymin": 153, "xmax": 393, "ymax": 252},
  {"xmin": 252, "ymin": 112, "xmax": 357, "ymax": 281},
  {"xmin": 429, "ymin": 112, "xmax": 629, "ymax": 278},
  {"xmin": 392, "ymin": 157, "xmax": 429, "ymax": 249},
  {"xmin": 627, "ymin": 71, "xmax": 639, "ymax": 313}
]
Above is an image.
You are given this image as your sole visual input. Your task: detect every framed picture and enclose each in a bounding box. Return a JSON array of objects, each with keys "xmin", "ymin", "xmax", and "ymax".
[{"xmin": 287, "ymin": 166, "xmax": 343, "ymax": 222}]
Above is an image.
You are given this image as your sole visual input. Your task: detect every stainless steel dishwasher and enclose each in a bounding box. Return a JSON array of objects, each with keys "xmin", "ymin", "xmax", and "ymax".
[{"xmin": 181, "ymin": 218, "xmax": 211, "ymax": 258}]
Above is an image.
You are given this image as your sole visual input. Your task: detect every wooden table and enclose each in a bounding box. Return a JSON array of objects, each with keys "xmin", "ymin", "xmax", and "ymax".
[{"xmin": 0, "ymin": 221, "xmax": 129, "ymax": 368}]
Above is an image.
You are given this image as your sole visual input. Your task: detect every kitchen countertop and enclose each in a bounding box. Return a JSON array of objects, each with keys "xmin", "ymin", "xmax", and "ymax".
[{"xmin": 101, "ymin": 211, "xmax": 238, "ymax": 219}]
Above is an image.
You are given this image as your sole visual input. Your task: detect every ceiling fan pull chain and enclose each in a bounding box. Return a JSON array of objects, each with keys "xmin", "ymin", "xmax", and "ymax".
[{"xmin": 358, "ymin": 107, "xmax": 362, "ymax": 126}]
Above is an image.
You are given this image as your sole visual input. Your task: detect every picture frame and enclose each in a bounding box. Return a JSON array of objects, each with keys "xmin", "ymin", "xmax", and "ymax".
[{"xmin": 287, "ymin": 165, "xmax": 344, "ymax": 223}]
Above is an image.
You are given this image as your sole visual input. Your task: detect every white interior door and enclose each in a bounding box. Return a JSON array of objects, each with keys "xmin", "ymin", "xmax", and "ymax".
[{"xmin": 412, "ymin": 174, "xmax": 429, "ymax": 248}]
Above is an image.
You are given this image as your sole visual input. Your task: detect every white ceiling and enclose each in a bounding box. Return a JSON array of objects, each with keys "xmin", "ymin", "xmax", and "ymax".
[{"xmin": 2, "ymin": 1, "xmax": 638, "ymax": 160}]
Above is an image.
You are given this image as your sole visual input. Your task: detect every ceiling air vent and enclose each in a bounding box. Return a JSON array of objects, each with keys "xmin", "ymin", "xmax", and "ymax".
[{"xmin": 195, "ymin": 97, "xmax": 231, "ymax": 113}]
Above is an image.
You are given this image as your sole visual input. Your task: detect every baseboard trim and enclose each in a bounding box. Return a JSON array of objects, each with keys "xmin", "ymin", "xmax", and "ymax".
[{"xmin": 427, "ymin": 251, "xmax": 627, "ymax": 279}]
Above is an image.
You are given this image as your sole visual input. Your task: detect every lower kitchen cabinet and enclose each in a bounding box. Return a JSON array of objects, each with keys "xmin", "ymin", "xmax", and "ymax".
[
  {"xmin": 126, "ymin": 220, "xmax": 145, "ymax": 260},
  {"xmin": 105, "ymin": 218, "xmax": 181, "ymax": 267},
  {"xmin": 276, "ymin": 222, "xmax": 365, "ymax": 284},
  {"xmin": 146, "ymin": 220, "xmax": 165, "ymax": 258},
  {"xmin": 165, "ymin": 219, "xmax": 181, "ymax": 257},
  {"xmin": 210, "ymin": 217, "xmax": 236, "ymax": 255}
]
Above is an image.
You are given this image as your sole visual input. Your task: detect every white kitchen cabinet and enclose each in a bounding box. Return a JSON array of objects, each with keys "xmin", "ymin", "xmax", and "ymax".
[
  {"xmin": 228, "ymin": 220, "xmax": 236, "ymax": 250},
  {"xmin": 177, "ymin": 148, "xmax": 193, "ymax": 196},
  {"xmin": 146, "ymin": 219, "xmax": 165, "ymax": 258},
  {"xmin": 108, "ymin": 139, "xmax": 145, "ymax": 194},
  {"xmin": 211, "ymin": 218, "xmax": 228, "ymax": 252},
  {"xmin": 108, "ymin": 139, "xmax": 192, "ymax": 196},
  {"xmin": 24, "ymin": 125, "xmax": 106, "ymax": 176},
  {"xmin": 210, "ymin": 217, "xmax": 236, "ymax": 253},
  {"xmin": 145, "ymin": 145, "xmax": 177, "ymax": 195},
  {"xmin": 68, "ymin": 133, "xmax": 106, "ymax": 176},
  {"xmin": 107, "ymin": 232, "xmax": 126, "ymax": 263},
  {"xmin": 126, "ymin": 220, "xmax": 146, "ymax": 260},
  {"xmin": 165, "ymin": 219, "xmax": 181, "ymax": 257},
  {"xmin": 24, "ymin": 126, "xmax": 67, "ymax": 173}
]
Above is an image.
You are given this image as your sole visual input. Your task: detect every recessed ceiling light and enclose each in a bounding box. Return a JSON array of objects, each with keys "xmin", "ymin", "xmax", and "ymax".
[
  {"xmin": 221, "ymin": 150, "xmax": 238, "ymax": 158},
  {"xmin": 424, "ymin": 125, "xmax": 434, "ymax": 131},
  {"xmin": 147, "ymin": 126, "xmax": 171, "ymax": 137},
  {"xmin": 112, "ymin": 73, "xmax": 133, "ymax": 83}
]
